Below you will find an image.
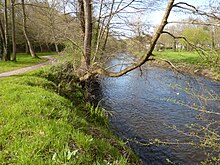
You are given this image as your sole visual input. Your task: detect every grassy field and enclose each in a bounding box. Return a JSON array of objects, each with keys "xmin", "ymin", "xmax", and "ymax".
[
  {"xmin": 154, "ymin": 51, "xmax": 202, "ymax": 64},
  {"xmin": 0, "ymin": 52, "xmax": 55, "ymax": 73},
  {"xmin": 0, "ymin": 64, "xmax": 140, "ymax": 164},
  {"xmin": 136, "ymin": 50, "xmax": 220, "ymax": 80},
  {"xmin": 157, "ymin": 50, "xmax": 220, "ymax": 78},
  {"xmin": 133, "ymin": 50, "xmax": 220, "ymax": 81}
]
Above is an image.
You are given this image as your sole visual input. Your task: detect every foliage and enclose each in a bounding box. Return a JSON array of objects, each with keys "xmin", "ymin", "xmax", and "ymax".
[{"xmin": 181, "ymin": 27, "xmax": 212, "ymax": 47}]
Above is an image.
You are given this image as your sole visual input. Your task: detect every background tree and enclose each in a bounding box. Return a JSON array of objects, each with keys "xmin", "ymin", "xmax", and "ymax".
[
  {"xmin": 2, "ymin": 0, "xmax": 10, "ymax": 61},
  {"xmin": 11, "ymin": 0, "xmax": 16, "ymax": 61},
  {"xmin": 21, "ymin": 0, "xmax": 38, "ymax": 58},
  {"xmin": 181, "ymin": 27, "xmax": 211, "ymax": 50}
]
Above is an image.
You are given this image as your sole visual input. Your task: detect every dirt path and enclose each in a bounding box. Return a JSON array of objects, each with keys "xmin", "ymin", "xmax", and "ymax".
[{"xmin": 0, "ymin": 56, "xmax": 57, "ymax": 78}]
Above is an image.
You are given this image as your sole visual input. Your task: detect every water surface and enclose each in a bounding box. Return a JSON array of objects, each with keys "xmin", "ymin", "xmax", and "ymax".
[{"xmin": 95, "ymin": 55, "xmax": 220, "ymax": 164}]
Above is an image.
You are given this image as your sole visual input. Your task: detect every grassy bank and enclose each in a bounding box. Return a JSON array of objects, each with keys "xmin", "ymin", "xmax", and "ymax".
[
  {"xmin": 0, "ymin": 52, "xmax": 55, "ymax": 73},
  {"xmin": 0, "ymin": 63, "xmax": 140, "ymax": 164},
  {"xmin": 136, "ymin": 50, "xmax": 220, "ymax": 81}
]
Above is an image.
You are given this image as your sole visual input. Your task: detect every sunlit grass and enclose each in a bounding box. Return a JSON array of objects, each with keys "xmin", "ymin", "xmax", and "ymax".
[
  {"xmin": 135, "ymin": 50, "xmax": 220, "ymax": 80},
  {"xmin": 0, "ymin": 52, "xmax": 55, "ymax": 73},
  {"xmin": 154, "ymin": 50, "xmax": 202, "ymax": 64},
  {"xmin": 0, "ymin": 67, "xmax": 140, "ymax": 164},
  {"xmin": 154, "ymin": 50, "xmax": 220, "ymax": 78}
]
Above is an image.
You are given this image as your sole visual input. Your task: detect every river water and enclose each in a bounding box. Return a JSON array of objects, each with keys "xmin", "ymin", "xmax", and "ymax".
[{"xmin": 94, "ymin": 55, "xmax": 220, "ymax": 165}]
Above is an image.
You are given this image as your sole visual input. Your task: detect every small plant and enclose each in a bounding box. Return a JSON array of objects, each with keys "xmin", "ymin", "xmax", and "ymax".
[
  {"xmin": 52, "ymin": 143, "xmax": 79, "ymax": 163},
  {"xmin": 86, "ymin": 103, "xmax": 110, "ymax": 126}
]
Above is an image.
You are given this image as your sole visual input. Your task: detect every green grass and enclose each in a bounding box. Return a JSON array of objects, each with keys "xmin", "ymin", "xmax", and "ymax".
[
  {"xmin": 155, "ymin": 50, "xmax": 220, "ymax": 78},
  {"xmin": 154, "ymin": 50, "xmax": 202, "ymax": 64},
  {"xmin": 0, "ymin": 66, "xmax": 140, "ymax": 164},
  {"xmin": 135, "ymin": 50, "xmax": 220, "ymax": 80},
  {"xmin": 0, "ymin": 52, "xmax": 55, "ymax": 73}
]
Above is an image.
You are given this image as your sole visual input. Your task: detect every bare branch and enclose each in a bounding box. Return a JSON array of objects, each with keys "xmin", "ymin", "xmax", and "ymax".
[
  {"xmin": 156, "ymin": 58, "xmax": 178, "ymax": 71},
  {"xmin": 80, "ymin": 0, "xmax": 175, "ymax": 80},
  {"xmin": 173, "ymin": 2, "xmax": 198, "ymax": 12},
  {"xmin": 173, "ymin": 2, "xmax": 220, "ymax": 21},
  {"xmin": 162, "ymin": 31, "xmax": 208, "ymax": 56},
  {"xmin": 168, "ymin": 21, "xmax": 220, "ymax": 27}
]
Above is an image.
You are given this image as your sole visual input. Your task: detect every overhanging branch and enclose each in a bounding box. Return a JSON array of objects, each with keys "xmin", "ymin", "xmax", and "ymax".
[{"xmin": 80, "ymin": 0, "xmax": 175, "ymax": 81}]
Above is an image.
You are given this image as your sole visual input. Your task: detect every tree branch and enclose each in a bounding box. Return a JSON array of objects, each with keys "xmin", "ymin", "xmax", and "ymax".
[
  {"xmin": 162, "ymin": 31, "xmax": 208, "ymax": 57},
  {"xmin": 80, "ymin": 0, "xmax": 175, "ymax": 81},
  {"xmin": 168, "ymin": 21, "xmax": 220, "ymax": 27}
]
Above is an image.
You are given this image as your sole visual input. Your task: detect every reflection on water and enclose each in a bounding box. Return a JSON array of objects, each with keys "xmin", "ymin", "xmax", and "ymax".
[{"xmin": 95, "ymin": 55, "xmax": 220, "ymax": 164}]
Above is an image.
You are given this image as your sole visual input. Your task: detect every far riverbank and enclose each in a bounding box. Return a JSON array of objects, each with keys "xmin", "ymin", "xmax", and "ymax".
[{"xmin": 135, "ymin": 50, "xmax": 220, "ymax": 81}]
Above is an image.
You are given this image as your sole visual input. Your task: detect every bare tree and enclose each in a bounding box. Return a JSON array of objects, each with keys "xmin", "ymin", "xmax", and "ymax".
[
  {"xmin": 11, "ymin": 0, "xmax": 16, "ymax": 61},
  {"xmin": 3, "ymin": 0, "xmax": 10, "ymax": 61},
  {"xmin": 80, "ymin": 0, "xmax": 175, "ymax": 80},
  {"xmin": 21, "ymin": 0, "xmax": 38, "ymax": 58},
  {"xmin": 77, "ymin": 0, "xmax": 85, "ymax": 36},
  {"xmin": 82, "ymin": 0, "xmax": 92, "ymax": 70}
]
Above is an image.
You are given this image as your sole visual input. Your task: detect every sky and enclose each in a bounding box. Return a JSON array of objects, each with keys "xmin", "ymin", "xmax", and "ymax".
[
  {"xmin": 109, "ymin": 0, "xmax": 217, "ymax": 38},
  {"xmin": 148, "ymin": 0, "xmax": 211, "ymax": 25}
]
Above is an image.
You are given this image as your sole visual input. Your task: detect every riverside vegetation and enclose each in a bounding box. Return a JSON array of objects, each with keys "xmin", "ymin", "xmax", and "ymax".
[
  {"xmin": 0, "ymin": 58, "xmax": 141, "ymax": 164},
  {"xmin": 155, "ymin": 50, "xmax": 220, "ymax": 80},
  {"xmin": 136, "ymin": 50, "xmax": 220, "ymax": 81}
]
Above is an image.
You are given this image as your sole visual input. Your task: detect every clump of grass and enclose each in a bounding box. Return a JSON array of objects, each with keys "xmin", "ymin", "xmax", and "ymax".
[
  {"xmin": 85, "ymin": 103, "xmax": 110, "ymax": 127},
  {"xmin": 0, "ymin": 65, "xmax": 141, "ymax": 164}
]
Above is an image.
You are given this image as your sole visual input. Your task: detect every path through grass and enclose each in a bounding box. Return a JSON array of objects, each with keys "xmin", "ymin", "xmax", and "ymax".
[{"xmin": 0, "ymin": 52, "xmax": 55, "ymax": 73}]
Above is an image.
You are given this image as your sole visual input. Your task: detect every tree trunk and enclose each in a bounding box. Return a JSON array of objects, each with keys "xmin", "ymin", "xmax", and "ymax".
[
  {"xmin": 0, "ymin": 18, "xmax": 5, "ymax": 60},
  {"xmin": 80, "ymin": 0, "xmax": 175, "ymax": 81},
  {"xmin": 211, "ymin": 26, "xmax": 215, "ymax": 49},
  {"xmin": 0, "ymin": 37, "xmax": 3, "ymax": 59},
  {"xmin": 101, "ymin": 27, "xmax": 110, "ymax": 53},
  {"xmin": 3, "ymin": 0, "xmax": 10, "ymax": 61},
  {"xmin": 94, "ymin": 0, "xmax": 103, "ymax": 54},
  {"xmin": 21, "ymin": 0, "xmax": 38, "ymax": 58},
  {"xmin": 78, "ymin": 0, "xmax": 85, "ymax": 36},
  {"xmin": 95, "ymin": 0, "xmax": 114, "ymax": 56},
  {"xmin": 25, "ymin": 42, "xmax": 30, "ymax": 54},
  {"xmin": 83, "ymin": 0, "xmax": 92, "ymax": 70},
  {"xmin": 39, "ymin": 42, "xmax": 43, "ymax": 52},
  {"xmin": 173, "ymin": 38, "xmax": 177, "ymax": 52},
  {"xmin": 52, "ymin": 32, "xmax": 59, "ymax": 53},
  {"xmin": 11, "ymin": 0, "xmax": 16, "ymax": 61}
]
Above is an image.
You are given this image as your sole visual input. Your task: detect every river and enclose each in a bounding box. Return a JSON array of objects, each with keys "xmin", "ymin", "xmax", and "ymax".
[{"xmin": 93, "ymin": 55, "xmax": 220, "ymax": 165}]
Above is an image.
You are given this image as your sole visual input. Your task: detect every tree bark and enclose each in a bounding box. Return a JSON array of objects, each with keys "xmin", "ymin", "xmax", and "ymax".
[
  {"xmin": 78, "ymin": 0, "xmax": 85, "ymax": 36},
  {"xmin": 0, "ymin": 18, "xmax": 5, "ymax": 60},
  {"xmin": 21, "ymin": 0, "xmax": 39, "ymax": 58},
  {"xmin": 95, "ymin": 0, "xmax": 114, "ymax": 56},
  {"xmin": 25, "ymin": 42, "xmax": 30, "ymax": 54},
  {"xmin": 173, "ymin": 38, "xmax": 177, "ymax": 51},
  {"xmin": 83, "ymin": 0, "xmax": 92, "ymax": 69},
  {"xmin": 3, "ymin": 0, "xmax": 10, "ymax": 61},
  {"xmin": 11, "ymin": 0, "xmax": 16, "ymax": 61}
]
